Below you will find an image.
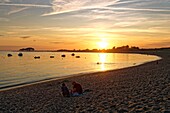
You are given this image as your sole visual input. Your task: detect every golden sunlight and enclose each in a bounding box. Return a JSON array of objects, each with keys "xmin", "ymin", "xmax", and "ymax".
[
  {"xmin": 98, "ymin": 41, "xmax": 108, "ymax": 49},
  {"xmin": 99, "ymin": 53, "xmax": 107, "ymax": 70},
  {"xmin": 99, "ymin": 53, "xmax": 106, "ymax": 63},
  {"xmin": 96, "ymin": 33, "xmax": 109, "ymax": 49}
]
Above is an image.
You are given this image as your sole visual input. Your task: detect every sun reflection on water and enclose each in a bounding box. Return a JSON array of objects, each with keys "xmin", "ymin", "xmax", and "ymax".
[{"xmin": 99, "ymin": 53, "xmax": 107, "ymax": 71}]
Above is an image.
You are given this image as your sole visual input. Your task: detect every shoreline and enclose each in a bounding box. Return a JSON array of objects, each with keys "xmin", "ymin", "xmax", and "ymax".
[
  {"xmin": 0, "ymin": 50, "xmax": 169, "ymax": 112},
  {"xmin": 0, "ymin": 52, "xmax": 161, "ymax": 92}
]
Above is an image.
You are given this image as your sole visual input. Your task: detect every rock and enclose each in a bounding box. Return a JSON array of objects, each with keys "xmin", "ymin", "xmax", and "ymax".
[
  {"xmin": 87, "ymin": 108, "xmax": 94, "ymax": 112},
  {"xmin": 136, "ymin": 105, "xmax": 144, "ymax": 109},
  {"xmin": 102, "ymin": 101, "xmax": 108, "ymax": 105},
  {"xmin": 143, "ymin": 106, "xmax": 149, "ymax": 111},
  {"xmin": 110, "ymin": 105, "xmax": 116, "ymax": 109},
  {"xmin": 86, "ymin": 97, "xmax": 90, "ymax": 100},
  {"xmin": 135, "ymin": 108, "xmax": 144, "ymax": 113},
  {"xmin": 163, "ymin": 110, "xmax": 170, "ymax": 113},
  {"xmin": 152, "ymin": 106, "xmax": 160, "ymax": 111},
  {"xmin": 118, "ymin": 108, "xmax": 128, "ymax": 113},
  {"xmin": 128, "ymin": 103, "xmax": 137, "ymax": 108}
]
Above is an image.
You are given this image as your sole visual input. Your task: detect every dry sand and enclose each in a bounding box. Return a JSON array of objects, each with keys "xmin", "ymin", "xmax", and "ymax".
[{"xmin": 0, "ymin": 50, "xmax": 170, "ymax": 113}]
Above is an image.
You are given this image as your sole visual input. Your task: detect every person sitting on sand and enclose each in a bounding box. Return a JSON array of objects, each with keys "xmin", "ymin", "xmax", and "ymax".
[
  {"xmin": 71, "ymin": 81, "xmax": 83, "ymax": 96},
  {"xmin": 61, "ymin": 83, "xmax": 70, "ymax": 97}
]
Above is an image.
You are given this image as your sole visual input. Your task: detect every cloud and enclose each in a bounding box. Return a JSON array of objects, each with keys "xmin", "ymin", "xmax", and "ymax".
[
  {"xmin": 113, "ymin": 0, "xmax": 139, "ymax": 5},
  {"xmin": 42, "ymin": 0, "xmax": 170, "ymax": 16},
  {"xmin": 20, "ymin": 36, "xmax": 31, "ymax": 39},
  {"xmin": 50, "ymin": 41, "xmax": 77, "ymax": 45},
  {"xmin": 0, "ymin": 0, "xmax": 10, "ymax": 3},
  {"xmin": 0, "ymin": 3, "xmax": 51, "ymax": 8},
  {"xmin": 7, "ymin": 7, "xmax": 29, "ymax": 15},
  {"xmin": 99, "ymin": 7, "xmax": 170, "ymax": 12},
  {"xmin": 50, "ymin": 41, "xmax": 62, "ymax": 44},
  {"xmin": 42, "ymin": 0, "xmax": 119, "ymax": 16},
  {"xmin": 0, "ymin": 45, "xmax": 23, "ymax": 50},
  {"xmin": 0, "ymin": 17, "xmax": 9, "ymax": 21},
  {"xmin": 145, "ymin": 41, "xmax": 170, "ymax": 48}
]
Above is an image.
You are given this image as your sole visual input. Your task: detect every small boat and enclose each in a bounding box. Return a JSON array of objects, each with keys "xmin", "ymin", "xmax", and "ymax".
[
  {"xmin": 34, "ymin": 56, "xmax": 40, "ymax": 59},
  {"xmin": 7, "ymin": 54, "xmax": 12, "ymax": 57},
  {"xmin": 61, "ymin": 55, "xmax": 66, "ymax": 57},
  {"xmin": 50, "ymin": 56, "xmax": 55, "ymax": 58},
  {"xmin": 71, "ymin": 53, "xmax": 75, "ymax": 56},
  {"xmin": 75, "ymin": 56, "xmax": 80, "ymax": 58},
  {"xmin": 18, "ymin": 53, "xmax": 23, "ymax": 57}
]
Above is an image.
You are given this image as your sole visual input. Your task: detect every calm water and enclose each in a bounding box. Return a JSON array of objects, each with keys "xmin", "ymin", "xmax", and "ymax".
[{"xmin": 0, "ymin": 52, "xmax": 160, "ymax": 90}]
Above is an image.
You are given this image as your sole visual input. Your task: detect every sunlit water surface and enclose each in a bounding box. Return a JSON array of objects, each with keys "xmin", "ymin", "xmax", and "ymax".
[{"xmin": 0, "ymin": 52, "xmax": 161, "ymax": 90}]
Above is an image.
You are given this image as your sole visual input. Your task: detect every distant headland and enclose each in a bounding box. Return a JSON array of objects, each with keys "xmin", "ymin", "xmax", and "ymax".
[{"xmin": 19, "ymin": 47, "xmax": 35, "ymax": 51}]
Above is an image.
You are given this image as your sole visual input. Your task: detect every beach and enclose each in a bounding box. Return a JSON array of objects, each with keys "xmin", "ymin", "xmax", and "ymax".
[{"xmin": 0, "ymin": 50, "xmax": 169, "ymax": 113}]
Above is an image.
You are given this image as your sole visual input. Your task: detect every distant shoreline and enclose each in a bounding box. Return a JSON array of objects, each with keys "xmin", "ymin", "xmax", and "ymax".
[{"xmin": 0, "ymin": 47, "xmax": 170, "ymax": 53}]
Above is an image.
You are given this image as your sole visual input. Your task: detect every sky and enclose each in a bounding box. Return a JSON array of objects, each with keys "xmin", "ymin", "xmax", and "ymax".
[{"xmin": 0, "ymin": 0, "xmax": 170, "ymax": 50}]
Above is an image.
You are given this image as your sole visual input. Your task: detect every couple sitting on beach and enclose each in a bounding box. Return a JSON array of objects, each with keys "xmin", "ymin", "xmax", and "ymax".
[{"xmin": 61, "ymin": 81, "xmax": 83, "ymax": 97}]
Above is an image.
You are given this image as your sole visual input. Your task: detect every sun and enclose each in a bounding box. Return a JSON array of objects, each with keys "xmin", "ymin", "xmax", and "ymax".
[
  {"xmin": 98, "ymin": 41, "xmax": 108, "ymax": 49},
  {"xmin": 95, "ymin": 33, "xmax": 109, "ymax": 49}
]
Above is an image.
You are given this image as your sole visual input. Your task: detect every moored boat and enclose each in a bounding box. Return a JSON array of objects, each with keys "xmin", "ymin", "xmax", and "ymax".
[
  {"xmin": 71, "ymin": 53, "xmax": 75, "ymax": 56},
  {"xmin": 7, "ymin": 54, "xmax": 12, "ymax": 57},
  {"xmin": 75, "ymin": 56, "xmax": 80, "ymax": 58},
  {"xmin": 50, "ymin": 56, "xmax": 55, "ymax": 58},
  {"xmin": 34, "ymin": 56, "xmax": 40, "ymax": 59},
  {"xmin": 61, "ymin": 55, "xmax": 66, "ymax": 57},
  {"xmin": 18, "ymin": 53, "xmax": 23, "ymax": 57}
]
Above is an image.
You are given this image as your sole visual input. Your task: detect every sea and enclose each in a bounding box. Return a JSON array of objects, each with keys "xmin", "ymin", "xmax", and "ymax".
[{"xmin": 0, "ymin": 51, "xmax": 161, "ymax": 90}]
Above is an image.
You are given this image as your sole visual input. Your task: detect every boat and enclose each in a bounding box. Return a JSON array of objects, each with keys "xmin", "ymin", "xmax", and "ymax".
[
  {"xmin": 34, "ymin": 56, "xmax": 40, "ymax": 59},
  {"xmin": 7, "ymin": 54, "xmax": 12, "ymax": 57},
  {"xmin": 75, "ymin": 56, "xmax": 80, "ymax": 58},
  {"xmin": 50, "ymin": 56, "xmax": 54, "ymax": 58},
  {"xmin": 71, "ymin": 53, "xmax": 75, "ymax": 56},
  {"xmin": 18, "ymin": 53, "xmax": 23, "ymax": 57},
  {"xmin": 61, "ymin": 55, "xmax": 66, "ymax": 57}
]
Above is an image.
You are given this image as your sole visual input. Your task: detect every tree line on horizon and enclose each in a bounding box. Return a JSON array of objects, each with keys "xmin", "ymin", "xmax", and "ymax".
[{"xmin": 57, "ymin": 45, "xmax": 140, "ymax": 52}]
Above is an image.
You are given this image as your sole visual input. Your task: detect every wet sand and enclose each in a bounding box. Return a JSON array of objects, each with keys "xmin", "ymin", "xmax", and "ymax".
[{"xmin": 0, "ymin": 50, "xmax": 170, "ymax": 113}]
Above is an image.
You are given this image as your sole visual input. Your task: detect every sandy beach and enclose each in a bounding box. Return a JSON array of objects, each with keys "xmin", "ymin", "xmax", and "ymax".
[{"xmin": 0, "ymin": 50, "xmax": 169, "ymax": 113}]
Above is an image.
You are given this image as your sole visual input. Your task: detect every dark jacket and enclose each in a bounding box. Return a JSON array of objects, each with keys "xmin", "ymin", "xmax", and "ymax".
[
  {"xmin": 73, "ymin": 83, "xmax": 83, "ymax": 94},
  {"xmin": 61, "ymin": 85, "xmax": 70, "ymax": 97}
]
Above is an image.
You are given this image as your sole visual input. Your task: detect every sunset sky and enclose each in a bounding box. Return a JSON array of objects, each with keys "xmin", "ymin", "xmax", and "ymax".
[{"xmin": 0, "ymin": 0, "xmax": 170, "ymax": 50}]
